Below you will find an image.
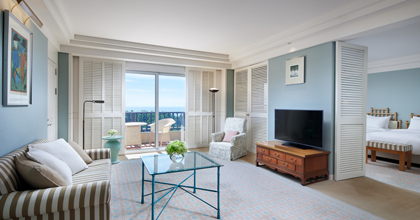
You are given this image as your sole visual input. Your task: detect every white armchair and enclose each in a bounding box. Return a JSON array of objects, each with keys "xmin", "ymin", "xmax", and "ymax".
[
  {"xmin": 149, "ymin": 118, "xmax": 176, "ymax": 146},
  {"xmin": 209, "ymin": 117, "xmax": 247, "ymax": 161}
]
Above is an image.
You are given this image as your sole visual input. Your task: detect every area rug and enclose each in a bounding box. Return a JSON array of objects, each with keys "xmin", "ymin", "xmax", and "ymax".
[
  {"xmin": 111, "ymin": 156, "xmax": 382, "ymax": 220},
  {"xmin": 366, "ymin": 159, "xmax": 420, "ymax": 193}
]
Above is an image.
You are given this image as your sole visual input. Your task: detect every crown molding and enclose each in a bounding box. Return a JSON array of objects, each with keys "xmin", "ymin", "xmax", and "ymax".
[
  {"xmin": 70, "ymin": 37, "xmax": 229, "ymax": 63},
  {"xmin": 42, "ymin": 0, "xmax": 73, "ymax": 40},
  {"xmin": 230, "ymin": 0, "xmax": 420, "ymax": 69},
  {"xmin": 368, "ymin": 54, "xmax": 420, "ymax": 74},
  {"xmin": 61, "ymin": 45, "xmax": 231, "ymax": 69}
]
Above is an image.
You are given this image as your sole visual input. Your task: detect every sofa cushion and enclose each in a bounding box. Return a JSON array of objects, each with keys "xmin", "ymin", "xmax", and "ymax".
[
  {"xmin": 72, "ymin": 159, "xmax": 111, "ymax": 185},
  {"xmin": 29, "ymin": 139, "xmax": 88, "ymax": 175},
  {"xmin": 69, "ymin": 141, "xmax": 93, "ymax": 164},
  {"xmin": 27, "ymin": 147, "xmax": 73, "ymax": 185},
  {"xmin": 0, "ymin": 139, "xmax": 49, "ymax": 195},
  {"xmin": 15, "ymin": 154, "xmax": 69, "ymax": 189}
]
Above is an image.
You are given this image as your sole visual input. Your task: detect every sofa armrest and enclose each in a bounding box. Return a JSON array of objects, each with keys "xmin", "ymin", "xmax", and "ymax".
[
  {"xmin": 85, "ymin": 148, "xmax": 111, "ymax": 160},
  {"xmin": 231, "ymin": 133, "xmax": 247, "ymax": 146},
  {"xmin": 211, "ymin": 131, "xmax": 225, "ymax": 142},
  {"xmin": 0, "ymin": 180, "xmax": 110, "ymax": 219}
]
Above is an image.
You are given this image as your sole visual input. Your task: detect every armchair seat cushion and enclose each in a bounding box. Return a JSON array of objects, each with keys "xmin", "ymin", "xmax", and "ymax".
[
  {"xmin": 72, "ymin": 159, "xmax": 111, "ymax": 185},
  {"xmin": 210, "ymin": 142, "xmax": 233, "ymax": 150}
]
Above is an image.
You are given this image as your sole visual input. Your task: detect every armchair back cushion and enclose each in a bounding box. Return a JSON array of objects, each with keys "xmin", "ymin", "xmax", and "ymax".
[
  {"xmin": 224, "ymin": 117, "xmax": 247, "ymax": 134},
  {"xmin": 0, "ymin": 139, "xmax": 49, "ymax": 195}
]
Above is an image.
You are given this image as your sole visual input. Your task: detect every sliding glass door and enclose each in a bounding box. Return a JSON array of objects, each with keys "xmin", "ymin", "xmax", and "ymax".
[{"xmin": 125, "ymin": 71, "xmax": 185, "ymax": 152}]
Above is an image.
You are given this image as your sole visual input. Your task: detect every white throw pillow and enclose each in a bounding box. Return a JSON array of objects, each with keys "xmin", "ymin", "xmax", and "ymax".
[
  {"xmin": 366, "ymin": 115, "xmax": 390, "ymax": 129},
  {"xmin": 408, "ymin": 118, "xmax": 420, "ymax": 130},
  {"xmin": 26, "ymin": 148, "xmax": 73, "ymax": 185},
  {"xmin": 29, "ymin": 139, "xmax": 88, "ymax": 175}
]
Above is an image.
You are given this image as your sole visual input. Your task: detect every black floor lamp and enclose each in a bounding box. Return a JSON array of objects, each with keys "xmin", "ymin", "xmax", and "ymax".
[
  {"xmin": 83, "ymin": 100, "xmax": 105, "ymax": 149},
  {"xmin": 209, "ymin": 88, "xmax": 219, "ymax": 133}
]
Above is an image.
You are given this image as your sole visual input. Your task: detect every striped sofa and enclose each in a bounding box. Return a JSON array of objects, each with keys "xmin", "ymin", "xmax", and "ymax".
[{"xmin": 0, "ymin": 139, "xmax": 111, "ymax": 220}]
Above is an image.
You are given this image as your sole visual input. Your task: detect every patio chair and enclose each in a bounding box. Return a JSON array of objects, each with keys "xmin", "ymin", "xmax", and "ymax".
[
  {"xmin": 149, "ymin": 118, "xmax": 176, "ymax": 146},
  {"xmin": 209, "ymin": 117, "xmax": 247, "ymax": 161}
]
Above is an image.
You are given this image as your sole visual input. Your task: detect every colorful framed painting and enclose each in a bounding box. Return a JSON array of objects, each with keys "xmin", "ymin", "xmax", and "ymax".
[
  {"xmin": 285, "ymin": 56, "xmax": 305, "ymax": 85},
  {"xmin": 3, "ymin": 10, "xmax": 33, "ymax": 106}
]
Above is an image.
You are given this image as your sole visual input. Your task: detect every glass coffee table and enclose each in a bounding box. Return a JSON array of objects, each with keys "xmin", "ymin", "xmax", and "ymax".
[{"xmin": 141, "ymin": 151, "xmax": 223, "ymax": 220}]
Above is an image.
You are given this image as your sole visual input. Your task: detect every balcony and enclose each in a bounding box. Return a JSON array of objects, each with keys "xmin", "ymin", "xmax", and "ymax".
[{"xmin": 125, "ymin": 111, "xmax": 185, "ymax": 150}]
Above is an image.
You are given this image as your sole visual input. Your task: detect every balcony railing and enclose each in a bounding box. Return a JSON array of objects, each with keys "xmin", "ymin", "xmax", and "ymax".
[{"xmin": 125, "ymin": 111, "xmax": 185, "ymax": 132}]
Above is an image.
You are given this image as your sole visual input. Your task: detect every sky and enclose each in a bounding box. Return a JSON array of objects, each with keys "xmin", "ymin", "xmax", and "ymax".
[{"xmin": 125, "ymin": 73, "xmax": 185, "ymax": 108}]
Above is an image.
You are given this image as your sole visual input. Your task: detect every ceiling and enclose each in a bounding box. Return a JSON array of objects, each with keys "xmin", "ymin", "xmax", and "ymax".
[
  {"xmin": 347, "ymin": 21, "xmax": 420, "ymax": 61},
  {"xmin": 49, "ymin": 0, "xmax": 356, "ymax": 54}
]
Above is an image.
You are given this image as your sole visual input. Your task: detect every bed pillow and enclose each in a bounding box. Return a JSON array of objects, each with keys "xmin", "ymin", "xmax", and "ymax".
[
  {"xmin": 408, "ymin": 118, "xmax": 420, "ymax": 130},
  {"xmin": 223, "ymin": 131, "xmax": 239, "ymax": 142},
  {"xmin": 68, "ymin": 141, "xmax": 93, "ymax": 164},
  {"xmin": 15, "ymin": 155, "xmax": 69, "ymax": 189},
  {"xmin": 29, "ymin": 139, "xmax": 88, "ymax": 175},
  {"xmin": 26, "ymin": 148, "xmax": 72, "ymax": 185},
  {"xmin": 367, "ymin": 115, "xmax": 390, "ymax": 129}
]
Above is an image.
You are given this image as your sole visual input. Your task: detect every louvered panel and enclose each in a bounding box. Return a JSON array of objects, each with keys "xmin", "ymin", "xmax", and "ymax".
[
  {"xmin": 202, "ymin": 71, "xmax": 209, "ymax": 112},
  {"xmin": 188, "ymin": 116, "xmax": 195, "ymax": 146},
  {"xmin": 250, "ymin": 117, "xmax": 267, "ymax": 152},
  {"xmin": 234, "ymin": 115, "xmax": 246, "ymax": 119},
  {"xmin": 104, "ymin": 62, "xmax": 113, "ymax": 112},
  {"xmin": 335, "ymin": 42, "xmax": 367, "ymax": 181},
  {"xmin": 84, "ymin": 118, "xmax": 92, "ymax": 149},
  {"xmin": 251, "ymin": 65, "xmax": 268, "ymax": 113},
  {"xmin": 235, "ymin": 70, "xmax": 248, "ymax": 112},
  {"xmin": 338, "ymin": 124, "xmax": 364, "ymax": 173},
  {"xmin": 195, "ymin": 116, "xmax": 201, "ymax": 145},
  {"xmin": 194, "ymin": 71, "xmax": 201, "ymax": 112},
  {"xmin": 202, "ymin": 115, "xmax": 208, "ymax": 144},
  {"xmin": 187, "ymin": 70, "xmax": 195, "ymax": 112},
  {"xmin": 113, "ymin": 63, "xmax": 123, "ymax": 113},
  {"xmin": 103, "ymin": 117, "xmax": 113, "ymax": 141},
  {"xmin": 208, "ymin": 71, "xmax": 214, "ymax": 113},
  {"xmin": 83, "ymin": 60, "xmax": 93, "ymax": 113},
  {"xmin": 93, "ymin": 61, "xmax": 103, "ymax": 113},
  {"xmin": 92, "ymin": 118, "xmax": 102, "ymax": 149}
]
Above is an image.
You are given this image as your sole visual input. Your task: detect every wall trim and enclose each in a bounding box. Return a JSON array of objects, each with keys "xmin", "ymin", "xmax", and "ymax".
[{"xmin": 368, "ymin": 54, "xmax": 420, "ymax": 74}]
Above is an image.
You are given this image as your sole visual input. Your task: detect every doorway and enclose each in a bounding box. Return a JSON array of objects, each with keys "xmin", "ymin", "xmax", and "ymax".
[
  {"xmin": 125, "ymin": 71, "xmax": 185, "ymax": 152},
  {"xmin": 47, "ymin": 59, "xmax": 57, "ymax": 141}
]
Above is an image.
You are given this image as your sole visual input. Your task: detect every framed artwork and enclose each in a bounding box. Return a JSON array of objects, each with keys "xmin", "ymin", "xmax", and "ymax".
[
  {"xmin": 3, "ymin": 10, "xmax": 33, "ymax": 106},
  {"xmin": 285, "ymin": 56, "xmax": 305, "ymax": 85}
]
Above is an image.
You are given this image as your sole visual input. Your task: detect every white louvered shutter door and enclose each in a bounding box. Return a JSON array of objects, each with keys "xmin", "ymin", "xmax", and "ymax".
[
  {"xmin": 249, "ymin": 63, "xmax": 268, "ymax": 152},
  {"xmin": 79, "ymin": 58, "xmax": 125, "ymax": 152},
  {"xmin": 234, "ymin": 69, "xmax": 248, "ymax": 119},
  {"xmin": 334, "ymin": 42, "xmax": 367, "ymax": 181},
  {"xmin": 186, "ymin": 68, "xmax": 218, "ymax": 148}
]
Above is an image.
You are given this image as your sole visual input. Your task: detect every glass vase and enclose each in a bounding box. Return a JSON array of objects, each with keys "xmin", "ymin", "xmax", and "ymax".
[{"xmin": 170, "ymin": 153, "xmax": 184, "ymax": 163}]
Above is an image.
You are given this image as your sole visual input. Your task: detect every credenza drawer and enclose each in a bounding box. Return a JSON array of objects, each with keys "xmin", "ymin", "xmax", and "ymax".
[
  {"xmin": 286, "ymin": 155, "xmax": 303, "ymax": 166},
  {"xmin": 270, "ymin": 151, "xmax": 285, "ymax": 160},
  {"xmin": 295, "ymin": 166, "xmax": 303, "ymax": 173},
  {"xmin": 278, "ymin": 161, "xmax": 295, "ymax": 171},
  {"xmin": 262, "ymin": 155, "xmax": 277, "ymax": 164},
  {"xmin": 257, "ymin": 147, "xmax": 270, "ymax": 155}
]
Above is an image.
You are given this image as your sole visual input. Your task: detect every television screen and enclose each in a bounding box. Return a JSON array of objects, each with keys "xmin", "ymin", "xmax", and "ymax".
[{"xmin": 275, "ymin": 109, "xmax": 323, "ymax": 149}]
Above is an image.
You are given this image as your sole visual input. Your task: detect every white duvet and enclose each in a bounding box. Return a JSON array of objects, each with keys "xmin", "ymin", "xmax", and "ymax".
[{"xmin": 366, "ymin": 129, "xmax": 420, "ymax": 155}]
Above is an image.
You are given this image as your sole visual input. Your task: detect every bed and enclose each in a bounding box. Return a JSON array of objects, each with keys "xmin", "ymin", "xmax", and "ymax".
[{"xmin": 366, "ymin": 109, "xmax": 420, "ymax": 163}]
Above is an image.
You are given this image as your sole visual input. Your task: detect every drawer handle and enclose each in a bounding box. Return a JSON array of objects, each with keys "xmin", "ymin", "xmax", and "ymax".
[
  {"xmin": 274, "ymin": 153, "xmax": 278, "ymax": 156},
  {"xmin": 290, "ymin": 158, "xmax": 297, "ymax": 162},
  {"xmin": 282, "ymin": 162, "xmax": 288, "ymax": 166},
  {"xmin": 261, "ymin": 149, "xmax": 265, "ymax": 152}
]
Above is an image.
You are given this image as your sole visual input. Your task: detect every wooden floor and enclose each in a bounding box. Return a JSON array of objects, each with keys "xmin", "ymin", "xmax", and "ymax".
[{"xmin": 119, "ymin": 147, "xmax": 420, "ymax": 220}]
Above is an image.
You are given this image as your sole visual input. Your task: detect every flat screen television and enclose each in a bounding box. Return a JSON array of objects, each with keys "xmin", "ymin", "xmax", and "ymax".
[{"xmin": 275, "ymin": 109, "xmax": 323, "ymax": 149}]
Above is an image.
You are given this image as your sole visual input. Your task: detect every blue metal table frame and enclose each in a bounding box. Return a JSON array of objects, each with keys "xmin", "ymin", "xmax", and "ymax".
[{"xmin": 141, "ymin": 152, "xmax": 222, "ymax": 220}]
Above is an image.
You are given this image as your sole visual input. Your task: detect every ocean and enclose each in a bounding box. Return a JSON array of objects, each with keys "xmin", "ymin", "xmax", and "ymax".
[{"xmin": 125, "ymin": 106, "xmax": 185, "ymax": 112}]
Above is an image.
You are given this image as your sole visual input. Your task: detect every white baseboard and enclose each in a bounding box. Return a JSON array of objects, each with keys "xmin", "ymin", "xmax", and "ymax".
[{"xmin": 329, "ymin": 174, "xmax": 334, "ymax": 180}]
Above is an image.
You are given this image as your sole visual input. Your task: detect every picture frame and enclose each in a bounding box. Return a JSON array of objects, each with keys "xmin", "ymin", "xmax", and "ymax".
[
  {"xmin": 285, "ymin": 56, "xmax": 305, "ymax": 85},
  {"xmin": 3, "ymin": 10, "xmax": 33, "ymax": 106}
]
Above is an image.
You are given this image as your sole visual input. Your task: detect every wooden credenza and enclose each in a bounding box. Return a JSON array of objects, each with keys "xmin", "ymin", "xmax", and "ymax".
[{"xmin": 256, "ymin": 140, "xmax": 330, "ymax": 185}]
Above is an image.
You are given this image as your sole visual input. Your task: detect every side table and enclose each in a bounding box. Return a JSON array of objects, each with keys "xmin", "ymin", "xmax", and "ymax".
[{"xmin": 102, "ymin": 135, "xmax": 124, "ymax": 164}]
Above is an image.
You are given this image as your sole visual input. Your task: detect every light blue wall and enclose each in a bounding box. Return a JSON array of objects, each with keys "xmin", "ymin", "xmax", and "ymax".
[
  {"xmin": 58, "ymin": 53, "xmax": 69, "ymax": 141},
  {"xmin": 268, "ymin": 42, "xmax": 335, "ymax": 174},
  {"xmin": 0, "ymin": 12, "xmax": 48, "ymax": 156},
  {"xmin": 226, "ymin": 69, "xmax": 234, "ymax": 117},
  {"xmin": 367, "ymin": 68, "xmax": 420, "ymax": 127}
]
